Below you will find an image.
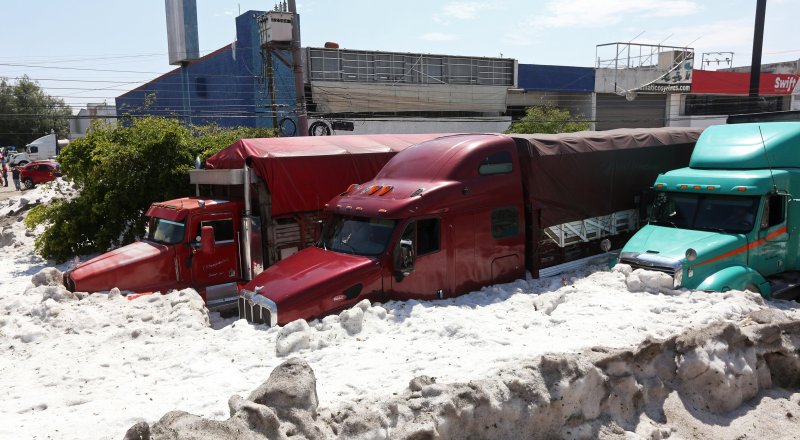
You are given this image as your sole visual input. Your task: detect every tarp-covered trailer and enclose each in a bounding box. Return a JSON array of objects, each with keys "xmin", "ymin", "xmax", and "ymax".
[{"xmin": 514, "ymin": 127, "xmax": 703, "ymax": 276}]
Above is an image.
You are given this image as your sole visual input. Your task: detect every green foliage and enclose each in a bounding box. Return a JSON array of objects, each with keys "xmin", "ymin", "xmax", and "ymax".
[
  {"xmin": 29, "ymin": 116, "xmax": 275, "ymax": 261},
  {"xmin": 0, "ymin": 76, "xmax": 72, "ymax": 147},
  {"xmin": 23, "ymin": 204, "xmax": 50, "ymax": 229},
  {"xmin": 505, "ymin": 105, "xmax": 592, "ymax": 134}
]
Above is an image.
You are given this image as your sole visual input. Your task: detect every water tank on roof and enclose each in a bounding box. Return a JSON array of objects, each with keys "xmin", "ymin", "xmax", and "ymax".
[{"xmin": 165, "ymin": 0, "xmax": 199, "ymax": 65}]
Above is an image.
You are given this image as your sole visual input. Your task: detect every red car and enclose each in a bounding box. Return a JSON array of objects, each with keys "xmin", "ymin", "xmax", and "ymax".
[{"xmin": 19, "ymin": 160, "xmax": 61, "ymax": 189}]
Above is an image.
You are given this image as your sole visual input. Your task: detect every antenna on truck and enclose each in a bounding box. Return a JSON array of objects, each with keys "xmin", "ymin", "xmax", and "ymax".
[{"xmin": 758, "ymin": 126, "xmax": 778, "ymax": 194}]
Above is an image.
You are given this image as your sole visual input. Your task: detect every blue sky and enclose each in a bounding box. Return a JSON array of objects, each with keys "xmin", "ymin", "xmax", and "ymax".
[{"xmin": 1, "ymin": 0, "xmax": 798, "ymax": 112}]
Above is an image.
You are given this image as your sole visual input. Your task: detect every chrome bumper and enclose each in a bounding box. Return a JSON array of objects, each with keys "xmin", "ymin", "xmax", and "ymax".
[
  {"xmin": 238, "ymin": 288, "xmax": 278, "ymax": 326},
  {"xmin": 619, "ymin": 251, "xmax": 684, "ymax": 288}
]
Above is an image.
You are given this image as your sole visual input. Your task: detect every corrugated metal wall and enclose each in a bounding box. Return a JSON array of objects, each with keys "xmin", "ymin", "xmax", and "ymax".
[{"xmin": 595, "ymin": 94, "xmax": 666, "ymax": 130}]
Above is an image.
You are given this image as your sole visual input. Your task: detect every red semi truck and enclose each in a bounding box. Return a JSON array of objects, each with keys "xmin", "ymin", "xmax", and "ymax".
[
  {"xmin": 63, "ymin": 134, "xmax": 445, "ymax": 310},
  {"xmin": 237, "ymin": 128, "xmax": 703, "ymax": 326}
]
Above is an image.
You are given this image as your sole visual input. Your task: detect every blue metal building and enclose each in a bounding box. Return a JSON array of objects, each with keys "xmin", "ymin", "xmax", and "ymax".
[
  {"xmin": 509, "ymin": 64, "xmax": 596, "ymax": 127},
  {"xmin": 116, "ymin": 11, "xmax": 296, "ymax": 129},
  {"xmin": 517, "ymin": 64, "xmax": 595, "ymax": 92}
]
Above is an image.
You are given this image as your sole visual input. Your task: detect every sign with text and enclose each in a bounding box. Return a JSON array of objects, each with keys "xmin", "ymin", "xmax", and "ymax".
[
  {"xmin": 692, "ymin": 70, "xmax": 800, "ymax": 95},
  {"xmin": 639, "ymin": 54, "xmax": 694, "ymax": 93}
]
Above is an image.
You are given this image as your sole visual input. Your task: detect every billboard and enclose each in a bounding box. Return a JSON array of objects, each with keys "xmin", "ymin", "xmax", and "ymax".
[
  {"xmin": 692, "ymin": 70, "xmax": 800, "ymax": 95},
  {"xmin": 165, "ymin": 0, "xmax": 199, "ymax": 65}
]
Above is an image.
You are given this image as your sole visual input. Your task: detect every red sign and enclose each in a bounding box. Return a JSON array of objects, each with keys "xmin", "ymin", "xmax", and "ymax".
[{"xmin": 692, "ymin": 70, "xmax": 799, "ymax": 95}]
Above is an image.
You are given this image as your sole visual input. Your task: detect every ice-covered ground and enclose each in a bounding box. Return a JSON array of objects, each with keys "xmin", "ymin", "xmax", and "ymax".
[{"xmin": 1, "ymin": 185, "xmax": 798, "ymax": 440}]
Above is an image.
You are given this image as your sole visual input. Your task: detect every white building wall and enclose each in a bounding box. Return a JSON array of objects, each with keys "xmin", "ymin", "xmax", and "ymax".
[
  {"xmin": 69, "ymin": 104, "xmax": 117, "ymax": 139},
  {"xmin": 311, "ymin": 82, "xmax": 508, "ymax": 113},
  {"xmin": 307, "ymin": 117, "xmax": 512, "ymax": 135}
]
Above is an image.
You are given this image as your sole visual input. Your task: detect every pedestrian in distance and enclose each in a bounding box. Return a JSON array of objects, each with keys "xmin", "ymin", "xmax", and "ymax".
[
  {"xmin": 1, "ymin": 157, "xmax": 7, "ymax": 187},
  {"xmin": 11, "ymin": 166, "xmax": 21, "ymax": 191}
]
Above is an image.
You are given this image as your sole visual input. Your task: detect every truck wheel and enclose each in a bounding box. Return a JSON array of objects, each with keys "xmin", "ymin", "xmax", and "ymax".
[
  {"xmin": 744, "ymin": 284, "xmax": 761, "ymax": 294},
  {"xmin": 23, "ymin": 178, "xmax": 34, "ymax": 189},
  {"xmin": 18, "ymin": 160, "xmax": 28, "ymax": 167}
]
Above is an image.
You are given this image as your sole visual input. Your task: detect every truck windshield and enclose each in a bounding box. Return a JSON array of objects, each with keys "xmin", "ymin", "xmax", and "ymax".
[
  {"xmin": 318, "ymin": 215, "xmax": 397, "ymax": 256},
  {"xmin": 146, "ymin": 218, "xmax": 186, "ymax": 244},
  {"xmin": 651, "ymin": 192, "xmax": 760, "ymax": 234}
]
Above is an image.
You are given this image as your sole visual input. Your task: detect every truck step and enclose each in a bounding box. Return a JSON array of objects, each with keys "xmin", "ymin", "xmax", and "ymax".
[
  {"xmin": 767, "ymin": 272, "xmax": 800, "ymax": 301},
  {"xmin": 538, "ymin": 252, "xmax": 614, "ymax": 279}
]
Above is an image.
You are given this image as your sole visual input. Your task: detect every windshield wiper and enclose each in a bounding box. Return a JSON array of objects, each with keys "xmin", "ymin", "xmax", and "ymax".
[{"xmin": 337, "ymin": 240, "xmax": 357, "ymax": 254}]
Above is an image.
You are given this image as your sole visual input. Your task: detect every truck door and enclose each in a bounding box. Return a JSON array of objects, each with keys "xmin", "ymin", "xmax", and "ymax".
[
  {"xmin": 189, "ymin": 213, "xmax": 240, "ymax": 292},
  {"xmin": 750, "ymin": 194, "xmax": 789, "ymax": 277},
  {"xmin": 390, "ymin": 217, "xmax": 449, "ymax": 301}
]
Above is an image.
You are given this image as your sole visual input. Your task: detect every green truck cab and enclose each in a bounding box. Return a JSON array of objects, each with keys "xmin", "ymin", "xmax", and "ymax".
[{"xmin": 619, "ymin": 122, "xmax": 800, "ymax": 298}]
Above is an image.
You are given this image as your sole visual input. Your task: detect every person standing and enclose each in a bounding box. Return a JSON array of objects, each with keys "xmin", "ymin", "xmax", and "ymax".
[
  {"xmin": 11, "ymin": 165, "xmax": 20, "ymax": 191},
  {"xmin": 1, "ymin": 158, "xmax": 7, "ymax": 187}
]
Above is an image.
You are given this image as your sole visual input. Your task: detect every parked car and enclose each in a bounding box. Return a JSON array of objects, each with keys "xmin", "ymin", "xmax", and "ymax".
[{"xmin": 19, "ymin": 160, "xmax": 61, "ymax": 189}]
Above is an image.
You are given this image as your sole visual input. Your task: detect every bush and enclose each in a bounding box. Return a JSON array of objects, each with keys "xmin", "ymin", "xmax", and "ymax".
[
  {"xmin": 506, "ymin": 105, "xmax": 591, "ymax": 134},
  {"xmin": 29, "ymin": 117, "xmax": 276, "ymax": 261}
]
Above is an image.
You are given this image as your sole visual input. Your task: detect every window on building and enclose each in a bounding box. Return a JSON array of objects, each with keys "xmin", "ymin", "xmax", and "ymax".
[
  {"xmin": 195, "ymin": 77, "xmax": 207, "ymax": 98},
  {"xmin": 685, "ymin": 94, "xmax": 785, "ymax": 116},
  {"xmin": 491, "ymin": 207, "xmax": 520, "ymax": 239}
]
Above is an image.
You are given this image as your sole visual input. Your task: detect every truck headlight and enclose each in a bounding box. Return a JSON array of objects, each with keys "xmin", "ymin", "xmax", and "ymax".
[{"xmin": 673, "ymin": 269, "xmax": 683, "ymax": 289}]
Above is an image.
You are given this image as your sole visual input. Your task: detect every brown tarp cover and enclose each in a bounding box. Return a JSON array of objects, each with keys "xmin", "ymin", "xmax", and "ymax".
[
  {"xmin": 205, "ymin": 134, "xmax": 448, "ymax": 217},
  {"xmin": 511, "ymin": 127, "xmax": 703, "ymax": 229}
]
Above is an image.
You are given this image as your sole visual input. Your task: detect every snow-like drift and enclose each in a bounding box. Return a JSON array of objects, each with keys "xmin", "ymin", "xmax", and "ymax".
[
  {"xmin": 0, "ymin": 185, "xmax": 798, "ymax": 439},
  {"xmin": 129, "ymin": 310, "xmax": 800, "ymax": 440}
]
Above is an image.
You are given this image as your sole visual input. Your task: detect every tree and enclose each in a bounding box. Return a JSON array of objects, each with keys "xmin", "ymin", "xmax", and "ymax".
[
  {"xmin": 505, "ymin": 105, "xmax": 591, "ymax": 134},
  {"xmin": 0, "ymin": 76, "xmax": 72, "ymax": 147},
  {"xmin": 27, "ymin": 116, "xmax": 276, "ymax": 261}
]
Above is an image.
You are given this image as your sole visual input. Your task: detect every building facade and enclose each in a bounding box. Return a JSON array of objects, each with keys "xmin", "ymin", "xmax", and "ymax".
[
  {"xmin": 303, "ymin": 47, "xmax": 515, "ymax": 134},
  {"xmin": 668, "ymin": 69, "xmax": 799, "ymax": 128},
  {"xmin": 116, "ymin": 11, "xmax": 294, "ymax": 129},
  {"xmin": 68, "ymin": 103, "xmax": 118, "ymax": 139}
]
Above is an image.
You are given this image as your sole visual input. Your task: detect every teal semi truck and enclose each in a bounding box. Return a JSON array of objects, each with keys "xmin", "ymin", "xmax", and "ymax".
[{"xmin": 619, "ymin": 122, "xmax": 800, "ymax": 298}]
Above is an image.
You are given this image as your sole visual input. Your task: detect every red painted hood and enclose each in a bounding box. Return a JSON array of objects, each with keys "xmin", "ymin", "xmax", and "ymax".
[
  {"xmin": 68, "ymin": 240, "xmax": 177, "ymax": 293},
  {"xmin": 244, "ymin": 246, "xmax": 382, "ymax": 323}
]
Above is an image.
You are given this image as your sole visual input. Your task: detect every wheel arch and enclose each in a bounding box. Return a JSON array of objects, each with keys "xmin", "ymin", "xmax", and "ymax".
[{"xmin": 695, "ymin": 265, "xmax": 771, "ymax": 297}]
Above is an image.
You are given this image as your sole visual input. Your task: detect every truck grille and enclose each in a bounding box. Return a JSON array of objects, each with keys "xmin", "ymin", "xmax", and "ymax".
[
  {"xmin": 238, "ymin": 296, "xmax": 272, "ymax": 325},
  {"xmin": 620, "ymin": 258, "xmax": 676, "ymax": 275}
]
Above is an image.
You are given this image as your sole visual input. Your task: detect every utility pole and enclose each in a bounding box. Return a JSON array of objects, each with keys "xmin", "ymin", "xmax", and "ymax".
[
  {"xmin": 748, "ymin": 0, "xmax": 767, "ymax": 103},
  {"xmin": 265, "ymin": 49, "xmax": 279, "ymax": 129},
  {"xmin": 288, "ymin": 0, "xmax": 308, "ymax": 136}
]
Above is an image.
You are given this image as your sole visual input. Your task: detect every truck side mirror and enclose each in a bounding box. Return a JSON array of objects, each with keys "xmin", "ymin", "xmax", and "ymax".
[
  {"xmin": 314, "ymin": 220, "xmax": 323, "ymax": 242},
  {"xmin": 394, "ymin": 239, "xmax": 415, "ymax": 280},
  {"xmin": 200, "ymin": 225, "xmax": 215, "ymax": 255}
]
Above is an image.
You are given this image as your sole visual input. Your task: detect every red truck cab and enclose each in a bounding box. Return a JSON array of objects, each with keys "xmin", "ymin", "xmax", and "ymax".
[
  {"xmin": 239, "ymin": 134, "xmax": 527, "ymax": 325},
  {"xmin": 65, "ymin": 197, "xmax": 246, "ymax": 309}
]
